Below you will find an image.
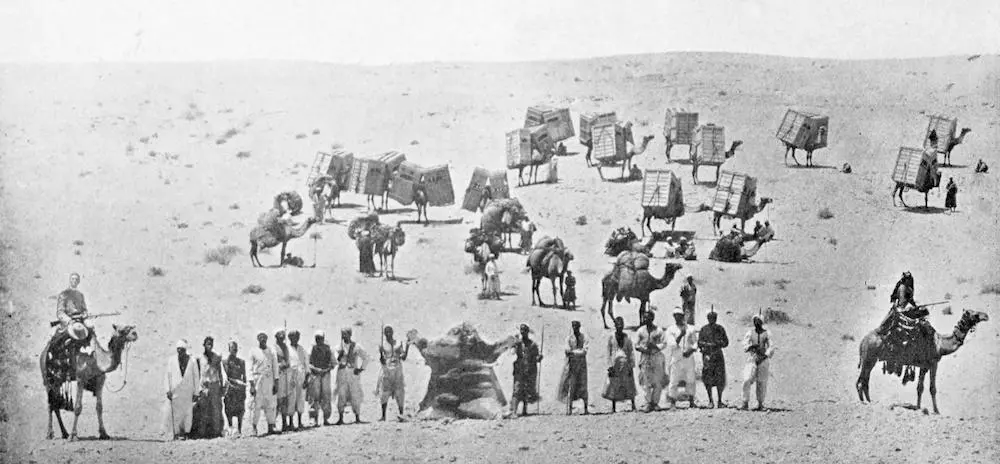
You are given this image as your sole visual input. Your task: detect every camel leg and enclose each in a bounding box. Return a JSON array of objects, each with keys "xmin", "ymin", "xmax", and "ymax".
[
  {"xmin": 551, "ymin": 278, "xmax": 559, "ymax": 309},
  {"xmin": 929, "ymin": 364, "xmax": 939, "ymax": 414},
  {"xmin": 279, "ymin": 241, "xmax": 288, "ymax": 267},
  {"xmin": 924, "ymin": 191, "xmax": 928, "ymax": 209},
  {"xmin": 856, "ymin": 357, "xmax": 876, "ymax": 403},
  {"xmin": 70, "ymin": 384, "xmax": 83, "ymax": 440},
  {"xmin": 96, "ymin": 388, "xmax": 109, "ymax": 439},
  {"xmin": 55, "ymin": 407, "xmax": 69, "ymax": 439},
  {"xmin": 599, "ymin": 299, "xmax": 608, "ymax": 328},
  {"xmin": 530, "ymin": 277, "xmax": 538, "ymax": 306},
  {"xmin": 916, "ymin": 367, "xmax": 927, "ymax": 410},
  {"xmin": 47, "ymin": 406, "xmax": 54, "ymax": 439},
  {"xmin": 692, "ymin": 164, "xmax": 698, "ymax": 184},
  {"xmin": 669, "ymin": 218, "xmax": 676, "ymax": 232}
]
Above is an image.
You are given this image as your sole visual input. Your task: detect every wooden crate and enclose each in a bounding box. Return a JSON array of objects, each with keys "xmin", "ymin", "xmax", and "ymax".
[
  {"xmin": 525, "ymin": 106, "xmax": 575, "ymax": 143},
  {"xmin": 347, "ymin": 157, "xmax": 388, "ymax": 195},
  {"xmin": 663, "ymin": 108, "xmax": 699, "ymax": 145},
  {"xmin": 376, "ymin": 151, "xmax": 407, "ymax": 172},
  {"xmin": 591, "ymin": 122, "xmax": 623, "ymax": 163},
  {"xmin": 776, "ymin": 109, "xmax": 829, "ymax": 150},
  {"xmin": 327, "ymin": 150, "xmax": 355, "ymax": 178},
  {"xmin": 506, "ymin": 129, "xmax": 534, "ymax": 169},
  {"xmin": 462, "ymin": 168, "xmax": 510, "ymax": 211},
  {"xmin": 641, "ymin": 169, "xmax": 685, "ymax": 217},
  {"xmin": 388, "ymin": 161, "xmax": 422, "ymax": 205},
  {"xmin": 422, "ymin": 164, "xmax": 455, "ymax": 206},
  {"xmin": 924, "ymin": 115, "xmax": 956, "ymax": 154},
  {"xmin": 579, "ymin": 112, "xmax": 617, "ymax": 144},
  {"xmin": 307, "ymin": 151, "xmax": 334, "ymax": 187},
  {"xmin": 892, "ymin": 147, "xmax": 940, "ymax": 192},
  {"xmin": 712, "ymin": 171, "xmax": 758, "ymax": 219},
  {"xmin": 691, "ymin": 124, "xmax": 727, "ymax": 164}
]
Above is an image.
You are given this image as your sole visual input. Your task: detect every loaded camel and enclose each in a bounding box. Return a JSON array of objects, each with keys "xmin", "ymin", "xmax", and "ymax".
[
  {"xmin": 600, "ymin": 261, "xmax": 683, "ymax": 329},
  {"xmin": 892, "ymin": 173, "xmax": 942, "ymax": 209},
  {"xmin": 526, "ymin": 238, "xmax": 574, "ymax": 308},
  {"xmin": 596, "ymin": 131, "xmax": 654, "ymax": 181},
  {"xmin": 250, "ymin": 217, "xmax": 319, "ymax": 267},
  {"xmin": 480, "ymin": 199, "xmax": 528, "ymax": 251},
  {"xmin": 373, "ymin": 223, "xmax": 406, "ymax": 279},
  {"xmin": 856, "ymin": 309, "xmax": 989, "ymax": 414},
  {"xmin": 367, "ymin": 167, "xmax": 398, "ymax": 211},
  {"xmin": 693, "ymin": 140, "xmax": 742, "ymax": 184},
  {"xmin": 936, "ymin": 128, "xmax": 971, "ymax": 167},
  {"xmin": 711, "ymin": 197, "xmax": 773, "ymax": 234},
  {"xmin": 40, "ymin": 324, "xmax": 139, "ymax": 440}
]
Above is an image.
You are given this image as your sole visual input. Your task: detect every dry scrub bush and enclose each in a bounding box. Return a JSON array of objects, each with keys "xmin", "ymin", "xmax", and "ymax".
[
  {"xmin": 981, "ymin": 282, "xmax": 1000, "ymax": 295},
  {"xmin": 745, "ymin": 279, "xmax": 767, "ymax": 287},
  {"xmin": 817, "ymin": 207, "xmax": 834, "ymax": 219},
  {"xmin": 147, "ymin": 267, "xmax": 165, "ymax": 277},
  {"xmin": 242, "ymin": 284, "xmax": 265, "ymax": 295},
  {"xmin": 283, "ymin": 293, "xmax": 303, "ymax": 303},
  {"xmin": 204, "ymin": 245, "xmax": 242, "ymax": 266}
]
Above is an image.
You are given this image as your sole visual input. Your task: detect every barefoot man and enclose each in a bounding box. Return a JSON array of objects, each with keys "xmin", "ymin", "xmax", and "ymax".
[
  {"xmin": 334, "ymin": 328, "xmax": 369, "ymax": 424},
  {"xmin": 377, "ymin": 326, "xmax": 410, "ymax": 421}
]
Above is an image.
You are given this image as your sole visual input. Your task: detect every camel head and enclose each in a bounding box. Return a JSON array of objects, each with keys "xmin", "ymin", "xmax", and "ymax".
[
  {"xmin": 110, "ymin": 324, "xmax": 139, "ymax": 344},
  {"xmin": 958, "ymin": 310, "xmax": 989, "ymax": 332},
  {"xmin": 663, "ymin": 262, "xmax": 683, "ymax": 274},
  {"xmin": 759, "ymin": 197, "xmax": 774, "ymax": 209},
  {"xmin": 390, "ymin": 225, "xmax": 406, "ymax": 247},
  {"xmin": 642, "ymin": 134, "xmax": 655, "ymax": 144},
  {"xmin": 727, "ymin": 140, "xmax": 744, "ymax": 157},
  {"xmin": 959, "ymin": 128, "xmax": 972, "ymax": 137}
]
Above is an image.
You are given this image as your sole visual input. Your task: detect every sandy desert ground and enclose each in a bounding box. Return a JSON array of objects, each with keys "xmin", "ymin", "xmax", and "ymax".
[{"xmin": 1, "ymin": 52, "xmax": 999, "ymax": 463}]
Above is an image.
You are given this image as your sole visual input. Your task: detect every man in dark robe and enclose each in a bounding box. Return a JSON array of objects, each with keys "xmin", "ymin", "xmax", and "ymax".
[
  {"xmin": 510, "ymin": 324, "xmax": 542, "ymax": 417},
  {"xmin": 223, "ymin": 341, "xmax": 246, "ymax": 436},
  {"xmin": 192, "ymin": 336, "xmax": 228, "ymax": 438},
  {"xmin": 697, "ymin": 310, "xmax": 729, "ymax": 408}
]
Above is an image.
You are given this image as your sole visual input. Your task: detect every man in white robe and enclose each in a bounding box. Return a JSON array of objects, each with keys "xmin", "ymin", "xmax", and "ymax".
[
  {"xmin": 286, "ymin": 329, "xmax": 309, "ymax": 430},
  {"xmin": 741, "ymin": 315, "xmax": 776, "ymax": 411},
  {"xmin": 249, "ymin": 331, "xmax": 279, "ymax": 436},
  {"xmin": 165, "ymin": 339, "xmax": 200, "ymax": 439},
  {"xmin": 665, "ymin": 308, "xmax": 698, "ymax": 409},
  {"xmin": 334, "ymin": 327, "xmax": 369, "ymax": 424},
  {"xmin": 635, "ymin": 312, "xmax": 668, "ymax": 412}
]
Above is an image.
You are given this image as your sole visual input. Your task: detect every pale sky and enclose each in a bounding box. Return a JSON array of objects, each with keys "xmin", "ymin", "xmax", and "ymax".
[{"xmin": 1, "ymin": 0, "xmax": 998, "ymax": 64}]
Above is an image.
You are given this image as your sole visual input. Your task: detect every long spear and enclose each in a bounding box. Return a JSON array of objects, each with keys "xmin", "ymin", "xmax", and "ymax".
[{"xmin": 167, "ymin": 370, "xmax": 176, "ymax": 440}]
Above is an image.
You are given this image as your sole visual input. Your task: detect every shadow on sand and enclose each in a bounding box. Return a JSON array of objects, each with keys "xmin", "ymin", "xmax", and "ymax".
[
  {"xmin": 785, "ymin": 163, "xmax": 838, "ymax": 170},
  {"xmin": 397, "ymin": 218, "xmax": 463, "ymax": 227},
  {"xmin": 901, "ymin": 206, "xmax": 948, "ymax": 215}
]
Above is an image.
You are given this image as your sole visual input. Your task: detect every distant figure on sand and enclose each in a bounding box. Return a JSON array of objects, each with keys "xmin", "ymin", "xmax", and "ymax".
[
  {"xmin": 563, "ymin": 270, "xmax": 577, "ymax": 309},
  {"xmin": 974, "ymin": 159, "xmax": 988, "ymax": 173},
  {"xmin": 945, "ymin": 177, "xmax": 957, "ymax": 213},
  {"xmin": 483, "ymin": 257, "xmax": 501, "ymax": 299}
]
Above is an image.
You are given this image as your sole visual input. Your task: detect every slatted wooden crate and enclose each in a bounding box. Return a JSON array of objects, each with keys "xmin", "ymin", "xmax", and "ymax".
[
  {"xmin": 776, "ymin": 109, "xmax": 829, "ymax": 150},
  {"xmin": 892, "ymin": 147, "xmax": 940, "ymax": 192},
  {"xmin": 307, "ymin": 151, "xmax": 334, "ymax": 187},
  {"xmin": 388, "ymin": 161, "xmax": 422, "ymax": 205},
  {"xmin": 641, "ymin": 169, "xmax": 685, "ymax": 217},
  {"xmin": 327, "ymin": 150, "xmax": 355, "ymax": 178},
  {"xmin": 579, "ymin": 112, "xmax": 617, "ymax": 145},
  {"xmin": 525, "ymin": 106, "xmax": 575, "ymax": 143},
  {"xmin": 462, "ymin": 168, "xmax": 511, "ymax": 211},
  {"xmin": 923, "ymin": 115, "xmax": 956, "ymax": 154},
  {"xmin": 691, "ymin": 124, "xmax": 727, "ymax": 164},
  {"xmin": 347, "ymin": 157, "xmax": 390, "ymax": 195},
  {"xmin": 376, "ymin": 151, "xmax": 407, "ymax": 172},
  {"xmin": 591, "ymin": 122, "xmax": 624, "ymax": 163},
  {"xmin": 422, "ymin": 164, "xmax": 455, "ymax": 206},
  {"xmin": 506, "ymin": 129, "xmax": 534, "ymax": 169},
  {"xmin": 663, "ymin": 108, "xmax": 699, "ymax": 145},
  {"xmin": 712, "ymin": 171, "xmax": 758, "ymax": 219}
]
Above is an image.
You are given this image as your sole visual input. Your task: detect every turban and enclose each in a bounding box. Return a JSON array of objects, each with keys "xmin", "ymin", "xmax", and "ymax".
[
  {"xmin": 176, "ymin": 339, "xmax": 189, "ymax": 349},
  {"xmin": 672, "ymin": 307, "xmax": 684, "ymax": 316},
  {"xmin": 341, "ymin": 327, "xmax": 352, "ymax": 335},
  {"xmin": 315, "ymin": 330, "xmax": 325, "ymax": 337},
  {"xmin": 275, "ymin": 328, "xmax": 286, "ymax": 336}
]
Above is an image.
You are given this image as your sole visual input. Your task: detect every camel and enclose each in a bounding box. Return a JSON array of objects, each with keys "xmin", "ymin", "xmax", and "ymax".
[
  {"xmin": 476, "ymin": 242, "xmax": 495, "ymax": 290},
  {"xmin": 249, "ymin": 217, "xmax": 319, "ymax": 267},
  {"xmin": 526, "ymin": 241, "xmax": 574, "ymax": 308},
  {"xmin": 642, "ymin": 207, "xmax": 681, "ymax": 235},
  {"xmin": 414, "ymin": 186, "xmax": 429, "ymax": 224},
  {"xmin": 373, "ymin": 224, "xmax": 406, "ymax": 279},
  {"xmin": 892, "ymin": 176, "xmax": 941, "ymax": 209},
  {"xmin": 856, "ymin": 309, "xmax": 989, "ymax": 414},
  {"xmin": 708, "ymin": 235, "xmax": 767, "ymax": 263},
  {"xmin": 597, "ymin": 133, "xmax": 654, "ymax": 181},
  {"xmin": 939, "ymin": 128, "xmax": 971, "ymax": 167},
  {"xmin": 604, "ymin": 227, "xmax": 639, "ymax": 256},
  {"xmin": 600, "ymin": 261, "xmax": 683, "ymax": 329},
  {"xmin": 517, "ymin": 148, "xmax": 554, "ymax": 186},
  {"xmin": 480, "ymin": 199, "xmax": 528, "ymax": 250},
  {"xmin": 367, "ymin": 170, "xmax": 395, "ymax": 211},
  {"xmin": 693, "ymin": 140, "xmax": 742, "ymax": 184},
  {"xmin": 711, "ymin": 197, "xmax": 773, "ymax": 234},
  {"xmin": 40, "ymin": 324, "xmax": 139, "ymax": 440}
]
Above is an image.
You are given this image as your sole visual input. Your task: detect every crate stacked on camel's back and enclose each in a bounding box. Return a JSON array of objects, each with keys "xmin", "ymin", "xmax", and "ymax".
[
  {"xmin": 462, "ymin": 168, "xmax": 510, "ymax": 211},
  {"xmin": 663, "ymin": 108, "xmax": 699, "ymax": 158},
  {"xmin": 691, "ymin": 124, "xmax": 727, "ymax": 165},
  {"xmin": 388, "ymin": 162, "xmax": 455, "ymax": 206},
  {"xmin": 591, "ymin": 121, "xmax": 633, "ymax": 164},
  {"xmin": 388, "ymin": 161, "xmax": 422, "ymax": 205},
  {"xmin": 712, "ymin": 170, "xmax": 758, "ymax": 220},
  {"xmin": 307, "ymin": 150, "xmax": 354, "ymax": 186},
  {"xmin": 641, "ymin": 169, "xmax": 685, "ymax": 218},
  {"xmin": 923, "ymin": 115, "xmax": 956, "ymax": 155},
  {"xmin": 892, "ymin": 147, "xmax": 940, "ymax": 193},
  {"xmin": 347, "ymin": 151, "xmax": 407, "ymax": 195},
  {"xmin": 579, "ymin": 112, "xmax": 617, "ymax": 145},
  {"xmin": 776, "ymin": 110, "xmax": 829, "ymax": 166},
  {"xmin": 525, "ymin": 106, "xmax": 575, "ymax": 143},
  {"xmin": 506, "ymin": 126, "xmax": 554, "ymax": 169}
]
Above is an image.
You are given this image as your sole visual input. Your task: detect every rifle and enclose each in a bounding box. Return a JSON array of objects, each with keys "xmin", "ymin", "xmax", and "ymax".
[
  {"xmin": 49, "ymin": 311, "xmax": 122, "ymax": 328},
  {"xmin": 917, "ymin": 301, "xmax": 948, "ymax": 308}
]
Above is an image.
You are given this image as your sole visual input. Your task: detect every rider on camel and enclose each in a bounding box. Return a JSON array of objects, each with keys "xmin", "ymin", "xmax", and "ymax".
[
  {"xmin": 53, "ymin": 272, "xmax": 95, "ymax": 353},
  {"xmin": 877, "ymin": 271, "xmax": 929, "ymax": 336}
]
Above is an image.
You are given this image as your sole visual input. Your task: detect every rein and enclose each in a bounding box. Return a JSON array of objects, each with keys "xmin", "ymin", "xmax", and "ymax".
[{"xmin": 104, "ymin": 342, "xmax": 132, "ymax": 393}]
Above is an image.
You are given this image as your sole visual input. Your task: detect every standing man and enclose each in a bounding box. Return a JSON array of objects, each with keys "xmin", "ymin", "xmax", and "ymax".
[
  {"xmin": 741, "ymin": 315, "xmax": 776, "ymax": 411},
  {"xmin": 192, "ymin": 336, "xmax": 228, "ymax": 438},
  {"xmin": 165, "ymin": 339, "xmax": 199, "ymax": 440},
  {"xmin": 223, "ymin": 340, "xmax": 247, "ymax": 436},
  {"xmin": 556, "ymin": 321, "xmax": 589, "ymax": 415},
  {"xmin": 602, "ymin": 317, "xmax": 637, "ymax": 413},
  {"xmin": 680, "ymin": 275, "xmax": 697, "ymax": 326},
  {"xmin": 562, "ymin": 270, "xmax": 577, "ymax": 310},
  {"xmin": 665, "ymin": 308, "xmax": 698, "ymax": 409},
  {"xmin": 273, "ymin": 328, "xmax": 291, "ymax": 431},
  {"xmin": 308, "ymin": 330, "xmax": 334, "ymax": 426},
  {"xmin": 697, "ymin": 309, "xmax": 729, "ymax": 408},
  {"xmin": 377, "ymin": 326, "xmax": 410, "ymax": 421},
  {"xmin": 635, "ymin": 312, "xmax": 667, "ymax": 412},
  {"xmin": 945, "ymin": 177, "xmax": 958, "ymax": 213},
  {"xmin": 249, "ymin": 331, "xmax": 279, "ymax": 436},
  {"xmin": 510, "ymin": 324, "xmax": 542, "ymax": 417},
  {"xmin": 287, "ymin": 330, "xmax": 309, "ymax": 431},
  {"xmin": 519, "ymin": 220, "xmax": 537, "ymax": 254},
  {"xmin": 334, "ymin": 327, "xmax": 369, "ymax": 425}
]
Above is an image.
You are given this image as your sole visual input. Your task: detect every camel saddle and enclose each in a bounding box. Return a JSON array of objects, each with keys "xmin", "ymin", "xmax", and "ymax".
[{"xmin": 881, "ymin": 310, "xmax": 936, "ymax": 378}]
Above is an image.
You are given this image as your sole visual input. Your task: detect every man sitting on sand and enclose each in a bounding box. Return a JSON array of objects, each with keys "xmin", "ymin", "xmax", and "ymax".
[{"xmin": 975, "ymin": 159, "xmax": 988, "ymax": 173}]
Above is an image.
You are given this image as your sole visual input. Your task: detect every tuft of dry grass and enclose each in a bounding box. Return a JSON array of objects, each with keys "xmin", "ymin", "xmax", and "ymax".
[
  {"xmin": 204, "ymin": 245, "xmax": 242, "ymax": 266},
  {"xmin": 981, "ymin": 282, "xmax": 1000, "ymax": 295},
  {"xmin": 742, "ymin": 308, "xmax": 792, "ymax": 325},
  {"xmin": 73, "ymin": 240, "xmax": 84, "ymax": 246},
  {"xmin": 331, "ymin": 142, "xmax": 344, "ymax": 150},
  {"xmin": 229, "ymin": 203, "xmax": 240, "ymax": 210},
  {"xmin": 236, "ymin": 151, "xmax": 251, "ymax": 159},
  {"xmin": 817, "ymin": 207, "xmax": 834, "ymax": 219},
  {"xmin": 147, "ymin": 266, "xmax": 165, "ymax": 277},
  {"xmin": 312, "ymin": 129, "xmax": 320, "ymax": 135},
  {"xmin": 827, "ymin": 237, "xmax": 838, "ymax": 246},
  {"xmin": 242, "ymin": 284, "xmax": 265, "ymax": 295},
  {"xmin": 410, "ymin": 140, "xmax": 420, "ymax": 145},
  {"xmin": 841, "ymin": 334, "xmax": 855, "ymax": 341},
  {"xmin": 283, "ymin": 293, "xmax": 303, "ymax": 303},
  {"xmin": 745, "ymin": 279, "xmax": 767, "ymax": 287},
  {"xmin": 773, "ymin": 279, "xmax": 791, "ymax": 290},
  {"xmin": 575, "ymin": 215, "xmax": 587, "ymax": 225},
  {"xmin": 295, "ymin": 133, "xmax": 307, "ymax": 139}
]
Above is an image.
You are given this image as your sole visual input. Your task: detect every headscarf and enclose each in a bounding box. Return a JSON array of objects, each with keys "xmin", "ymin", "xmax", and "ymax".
[{"xmin": 176, "ymin": 339, "xmax": 189, "ymax": 350}]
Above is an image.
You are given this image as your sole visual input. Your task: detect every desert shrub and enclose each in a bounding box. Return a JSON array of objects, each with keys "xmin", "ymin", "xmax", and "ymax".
[
  {"xmin": 236, "ymin": 151, "xmax": 251, "ymax": 159},
  {"xmin": 762, "ymin": 308, "xmax": 792, "ymax": 324},
  {"xmin": 73, "ymin": 240, "xmax": 84, "ymax": 246},
  {"xmin": 295, "ymin": 133, "xmax": 307, "ymax": 139},
  {"xmin": 745, "ymin": 279, "xmax": 767, "ymax": 287},
  {"xmin": 827, "ymin": 237, "xmax": 838, "ymax": 246},
  {"xmin": 229, "ymin": 203, "xmax": 240, "ymax": 210},
  {"xmin": 981, "ymin": 282, "xmax": 1000, "ymax": 295},
  {"xmin": 817, "ymin": 207, "xmax": 834, "ymax": 219},
  {"xmin": 147, "ymin": 266, "xmax": 165, "ymax": 277},
  {"xmin": 204, "ymin": 245, "xmax": 242, "ymax": 265},
  {"xmin": 773, "ymin": 279, "xmax": 791, "ymax": 290},
  {"xmin": 283, "ymin": 293, "xmax": 303, "ymax": 303},
  {"xmin": 242, "ymin": 284, "xmax": 265, "ymax": 295},
  {"xmin": 312, "ymin": 129, "xmax": 320, "ymax": 135},
  {"xmin": 575, "ymin": 216, "xmax": 587, "ymax": 225}
]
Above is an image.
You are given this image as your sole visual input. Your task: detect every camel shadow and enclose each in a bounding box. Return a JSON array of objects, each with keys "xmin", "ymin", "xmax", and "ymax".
[
  {"xmin": 332, "ymin": 203, "xmax": 364, "ymax": 209},
  {"xmin": 693, "ymin": 180, "xmax": 718, "ymax": 188},
  {"xmin": 888, "ymin": 402, "xmax": 929, "ymax": 413},
  {"xmin": 606, "ymin": 176, "xmax": 641, "ymax": 184},
  {"xmin": 939, "ymin": 164, "xmax": 969, "ymax": 169},
  {"xmin": 323, "ymin": 218, "xmax": 347, "ymax": 225},
  {"xmin": 398, "ymin": 218, "xmax": 463, "ymax": 227},
  {"xmin": 901, "ymin": 206, "xmax": 947, "ymax": 215},
  {"xmin": 558, "ymin": 151, "xmax": 581, "ymax": 157},
  {"xmin": 515, "ymin": 181, "xmax": 558, "ymax": 188},
  {"xmin": 669, "ymin": 158, "xmax": 694, "ymax": 165},
  {"xmin": 785, "ymin": 164, "xmax": 837, "ymax": 170},
  {"xmin": 72, "ymin": 435, "xmax": 162, "ymax": 443},
  {"xmin": 381, "ymin": 275, "xmax": 417, "ymax": 284},
  {"xmin": 376, "ymin": 207, "xmax": 417, "ymax": 215}
]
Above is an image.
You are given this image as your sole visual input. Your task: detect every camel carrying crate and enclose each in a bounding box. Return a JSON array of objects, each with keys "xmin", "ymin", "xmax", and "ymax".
[
  {"xmin": 525, "ymin": 106, "xmax": 574, "ymax": 143},
  {"xmin": 663, "ymin": 108, "xmax": 699, "ymax": 145},
  {"xmin": 712, "ymin": 170, "xmax": 758, "ymax": 219},
  {"xmin": 892, "ymin": 147, "xmax": 940, "ymax": 192},
  {"xmin": 776, "ymin": 109, "xmax": 829, "ymax": 150},
  {"xmin": 307, "ymin": 151, "xmax": 335, "ymax": 187},
  {"xmin": 923, "ymin": 115, "xmax": 956, "ymax": 154},
  {"xmin": 592, "ymin": 121, "xmax": 633, "ymax": 163},
  {"xmin": 641, "ymin": 169, "xmax": 685, "ymax": 218},
  {"xmin": 506, "ymin": 127, "xmax": 553, "ymax": 169},
  {"xmin": 376, "ymin": 151, "xmax": 407, "ymax": 172},
  {"xmin": 691, "ymin": 124, "xmax": 727, "ymax": 164},
  {"xmin": 347, "ymin": 157, "xmax": 387, "ymax": 195},
  {"xmin": 462, "ymin": 168, "xmax": 510, "ymax": 211},
  {"xmin": 388, "ymin": 161, "xmax": 423, "ymax": 205},
  {"xmin": 422, "ymin": 164, "xmax": 455, "ymax": 206},
  {"xmin": 579, "ymin": 111, "xmax": 617, "ymax": 145}
]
